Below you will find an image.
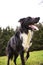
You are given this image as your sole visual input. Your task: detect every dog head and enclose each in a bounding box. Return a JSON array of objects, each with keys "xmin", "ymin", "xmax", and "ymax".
[{"xmin": 18, "ymin": 17, "xmax": 40, "ymax": 32}]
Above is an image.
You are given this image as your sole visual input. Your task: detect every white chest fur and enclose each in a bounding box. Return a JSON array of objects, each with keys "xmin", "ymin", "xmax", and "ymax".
[{"xmin": 20, "ymin": 30, "xmax": 33, "ymax": 52}]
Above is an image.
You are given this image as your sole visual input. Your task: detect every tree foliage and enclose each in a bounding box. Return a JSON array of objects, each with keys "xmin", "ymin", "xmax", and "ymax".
[{"xmin": 0, "ymin": 26, "xmax": 15, "ymax": 56}]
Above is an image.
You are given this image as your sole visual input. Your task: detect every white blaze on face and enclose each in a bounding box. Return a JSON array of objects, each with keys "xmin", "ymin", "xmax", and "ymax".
[{"xmin": 20, "ymin": 30, "xmax": 33, "ymax": 52}]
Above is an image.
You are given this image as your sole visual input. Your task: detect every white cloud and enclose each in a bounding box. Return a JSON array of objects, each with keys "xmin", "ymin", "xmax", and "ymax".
[{"xmin": 0, "ymin": 0, "xmax": 43, "ymax": 29}]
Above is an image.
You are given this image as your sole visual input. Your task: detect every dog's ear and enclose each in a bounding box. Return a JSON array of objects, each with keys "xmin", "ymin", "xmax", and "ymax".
[{"xmin": 18, "ymin": 18, "xmax": 25, "ymax": 23}]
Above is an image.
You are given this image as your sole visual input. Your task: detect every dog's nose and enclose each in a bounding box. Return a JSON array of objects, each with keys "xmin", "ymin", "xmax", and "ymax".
[
  {"xmin": 38, "ymin": 17, "xmax": 40, "ymax": 20},
  {"xmin": 34, "ymin": 17, "xmax": 40, "ymax": 23},
  {"xmin": 36, "ymin": 17, "xmax": 40, "ymax": 20}
]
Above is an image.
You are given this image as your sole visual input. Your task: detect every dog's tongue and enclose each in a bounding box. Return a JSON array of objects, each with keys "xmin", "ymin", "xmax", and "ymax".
[{"xmin": 29, "ymin": 25, "xmax": 39, "ymax": 30}]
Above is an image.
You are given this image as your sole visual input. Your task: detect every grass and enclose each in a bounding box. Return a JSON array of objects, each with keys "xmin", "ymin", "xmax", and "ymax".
[{"xmin": 0, "ymin": 50, "xmax": 43, "ymax": 65}]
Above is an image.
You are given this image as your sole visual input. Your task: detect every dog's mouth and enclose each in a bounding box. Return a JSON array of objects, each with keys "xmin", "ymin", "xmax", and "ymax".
[{"xmin": 29, "ymin": 24, "xmax": 39, "ymax": 31}]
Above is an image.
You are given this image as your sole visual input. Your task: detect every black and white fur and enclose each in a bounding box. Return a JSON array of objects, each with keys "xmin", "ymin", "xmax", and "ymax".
[{"xmin": 6, "ymin": 17, "xmax": 40, "ymax": 65}]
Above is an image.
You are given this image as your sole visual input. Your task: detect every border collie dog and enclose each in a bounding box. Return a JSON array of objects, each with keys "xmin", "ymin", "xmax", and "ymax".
[{"xmin": 6, "ymin": 17, "xmax": 40, "ymax": 65}]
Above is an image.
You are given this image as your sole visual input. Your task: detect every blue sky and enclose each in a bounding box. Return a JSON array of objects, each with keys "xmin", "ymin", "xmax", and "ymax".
[{"xmin": 0, "ymin": 0, "xmax": 43, "ymax": 29}]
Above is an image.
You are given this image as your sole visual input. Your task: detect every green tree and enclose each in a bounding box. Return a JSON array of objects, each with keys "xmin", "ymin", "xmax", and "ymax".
[{"xmin": 0, "ymin": 26, "xmax": 15, "ymax": 56}]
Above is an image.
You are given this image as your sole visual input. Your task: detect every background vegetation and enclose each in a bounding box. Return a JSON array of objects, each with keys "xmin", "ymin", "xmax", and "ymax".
[{"xmin": 0, "ymin": 23, "xmax": 43, "ymax": 56}]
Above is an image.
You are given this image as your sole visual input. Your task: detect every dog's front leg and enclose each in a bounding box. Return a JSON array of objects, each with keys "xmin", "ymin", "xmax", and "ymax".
[
  {"xmin": 25, "ymin": 43, "xmax": 32, "ymax": 61},
  {"xmin": 24, "ymin": 51, "xmax": 30, "ymax": 62},
  {"xmin": 20, "ymin": 51, "xmax": 25, "ymax": 65},
  {"xmin": 26, "ymin": 51, "xmax": 30, "ymax": 60}
]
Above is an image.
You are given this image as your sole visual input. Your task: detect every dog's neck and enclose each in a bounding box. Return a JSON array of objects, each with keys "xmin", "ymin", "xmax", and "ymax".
[
  {"xmin": 20, "ymin": 26, "xmax": 29, "ymax": 34},
  {"xmin": 20, "ymin": 30, "xmax": 33, "ymax": 52}
]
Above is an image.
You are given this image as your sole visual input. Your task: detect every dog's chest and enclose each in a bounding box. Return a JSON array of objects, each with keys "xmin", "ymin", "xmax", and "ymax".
[{"xmin": 20, "ymin": 30, "xmax": 33, "ymax": 52}]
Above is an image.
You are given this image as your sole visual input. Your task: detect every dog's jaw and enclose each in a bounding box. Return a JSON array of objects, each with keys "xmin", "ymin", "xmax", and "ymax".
[
  {"xmin": 20, "ymin": 30, "xmax": 33, "ymax": 52},
  {"xmin": 29, "ymin": 24, "xmax": 39, "ymax": 31}
]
